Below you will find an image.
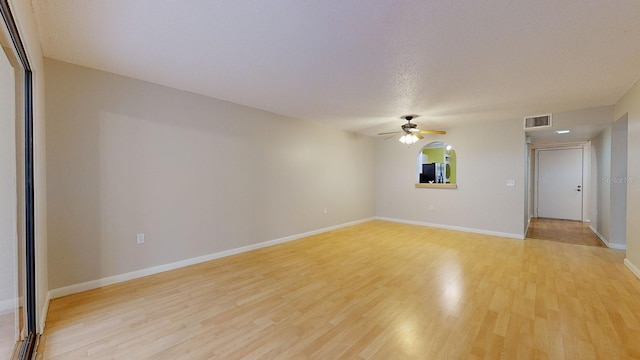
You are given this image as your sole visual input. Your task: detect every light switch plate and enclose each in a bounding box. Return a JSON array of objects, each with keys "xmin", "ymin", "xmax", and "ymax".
[{"xmin": 506, "ymin": 179, "xmax": 516, "ymax": 187}]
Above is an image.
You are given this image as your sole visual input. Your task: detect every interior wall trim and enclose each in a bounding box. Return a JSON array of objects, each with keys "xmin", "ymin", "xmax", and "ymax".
[
  {"xmin": 624, "ymin": 258, "xmax": 640, "ymax": 280},
  {"xmin": 375, "ymin": 216, "xmax": 525, "ymax": 240},
  {"xmin": 0, "ymin": 297, "xmax": 22, "ymax": 314},
  {"xmin": 0, "ymin": 1, "xmax": 31, "ymax": 71},
  {"xmin": 48, "ymin": 217, "xmax": 375, "ymax": 300},
  {"xmin": 0, "ymin": 1, "xmax": 37, "ymax": 359},
  {"xmin": 39, "ymin": 292, "xmax": 49, "ymax": 334},
  {"xmin": 590, "ymin": 225, "xmax": 626, "ymax": 250}
]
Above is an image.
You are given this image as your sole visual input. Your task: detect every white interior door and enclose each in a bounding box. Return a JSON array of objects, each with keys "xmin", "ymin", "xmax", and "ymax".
[{"xmin": 537, "ymin": 148, "xmax": 583, "ymax": 221}]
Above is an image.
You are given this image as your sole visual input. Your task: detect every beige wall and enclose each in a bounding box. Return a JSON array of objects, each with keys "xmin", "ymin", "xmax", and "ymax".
[
  {"xmin": 45, "ymin": 58, "xmax": 375, "ymax": 290},
  {"xmin": 375, "ymin": 118, "xmax": 525, "ymax": 238},
  {"xmin": 0, "ymin": 44, "xmax": 17, "ymax": 308},
  {"xmin": 590, "ymin": 128, "xmax": 611, "ymax": 243},
  {"xmin": 610, "ymin": 116, "xmax": 628, "ymax": 247},
  {"xmin": 523, "ymin": 142, "xmax": 531, "ymax": 233},
  {"xmin": 614, "ymin": 79, "xmax": 640, "ymax": 273}
]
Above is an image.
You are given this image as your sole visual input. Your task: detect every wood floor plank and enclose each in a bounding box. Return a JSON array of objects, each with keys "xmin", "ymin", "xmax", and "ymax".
[
  {"xmin": 527, "ymin": 218, "xmax": 605, "ymax": 247},
  {"xmin": 39, "ymin": 221, "xmax": 640, "ymax": 359},
  {"xmin": 0, "ymin": 310, "xmax": 19, "ymax": 359}
]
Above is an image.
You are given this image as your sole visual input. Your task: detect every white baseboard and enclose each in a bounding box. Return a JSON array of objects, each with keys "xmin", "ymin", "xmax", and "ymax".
[
  {"xmin": 39, "ymin": 292, "xmax": 50, "ymax": 333},
  {"xmin": 49, "ymin": 217, "xmax": 374, "ymax": 300},
  {"xmin": 0, "ymin": 294, "xmax": 49, "ymax": 333},
  {"xmin": 375, "ymin": 217, "xmax": 525, "ymax": 240},
  {"xmin": 589, "ymin": 225, "xmax": 626, "ymax": 250},
  {"xmin": 0, "ymin": 297, "xmax": 19, "ymax": 314},
  {"xmin": 624, "ymin": 258, "xmax": 640, "ymax": 280}
]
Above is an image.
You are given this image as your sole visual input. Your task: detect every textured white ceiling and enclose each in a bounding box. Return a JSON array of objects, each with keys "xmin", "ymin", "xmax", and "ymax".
[{"xmin": 30, "ymin": 0, "xmax": 640, "ymax": 135}]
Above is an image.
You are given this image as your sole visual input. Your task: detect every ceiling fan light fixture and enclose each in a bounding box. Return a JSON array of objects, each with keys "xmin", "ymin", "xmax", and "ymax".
[
  {"xmin": 377, "ymin": 115, "xmax": 445, "ymax": 144},
  {"xmin": 399, "ymin": 133, "xmax": 419, "ymax": 144}
]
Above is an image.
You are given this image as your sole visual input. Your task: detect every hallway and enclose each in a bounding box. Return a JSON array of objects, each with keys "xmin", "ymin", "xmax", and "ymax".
[{"xmin": 526, "ymin": 218, "xmax": 606, "ymax": 248}]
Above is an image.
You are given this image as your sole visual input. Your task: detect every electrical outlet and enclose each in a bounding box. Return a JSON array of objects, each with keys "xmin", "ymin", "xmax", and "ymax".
[
  {"xmin": 136, "ymin": 233, "xmax": 145, "ymax": 244},
  {"xmin": 429, "ymin": 205, "xmax": 434, "ymax": 211},
  {"xmin": 323, "ymin": 208, "xmax": 328, "ymax": 215}
]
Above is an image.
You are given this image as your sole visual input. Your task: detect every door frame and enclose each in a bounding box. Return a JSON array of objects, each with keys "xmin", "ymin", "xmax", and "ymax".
[
  {"xmin": 1, "ymin": 1, "xmax": 38, "ymax": 359},
  {"xmin": 533, "ymin": 142, "xmax": 590, "ymax": 221}
]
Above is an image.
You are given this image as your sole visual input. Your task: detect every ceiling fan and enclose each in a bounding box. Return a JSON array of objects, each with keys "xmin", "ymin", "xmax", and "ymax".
[{"xmin": 378, "ymin": 115, "xmax": 446, "ymax": 144}]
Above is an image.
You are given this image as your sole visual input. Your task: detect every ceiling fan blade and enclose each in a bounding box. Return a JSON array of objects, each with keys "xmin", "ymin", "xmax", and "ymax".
[
  {"xmin": 377, "ymin": 131, "xmax": 401, "ymax": 135},
  {"xmin": 415, "ymin": 133, "xmax": 424, "ymax": 140},
  {"xmin": 417, "ymin": 130, "xmax": 446, "ymax": 135},
  {"xmin": 383, "ymin": 134, "xmax": 398, "ymax": 140}
]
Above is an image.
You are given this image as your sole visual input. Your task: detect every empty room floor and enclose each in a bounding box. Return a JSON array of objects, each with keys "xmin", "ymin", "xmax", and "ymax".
[
  {"xmin": 39, "ymin": 221, "xmax": 640, "ymax": 359},
  {"xmin": 0, "ymin": 310, "xmax": 18, "ymax": 359},
  {"xmin": 527, "ymin": 218, "xmax": 606, "ymax": 248}
]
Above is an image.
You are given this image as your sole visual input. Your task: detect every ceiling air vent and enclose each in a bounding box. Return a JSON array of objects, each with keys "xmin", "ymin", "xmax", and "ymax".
[{"xmin": 524, "ymin": 114, "xmax": 552, "ymax": 130}]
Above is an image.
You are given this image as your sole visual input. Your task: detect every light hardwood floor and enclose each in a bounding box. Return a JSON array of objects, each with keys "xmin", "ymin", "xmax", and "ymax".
[
  {"xmin": 0, "ymin": 310, "xmax": 19, "ymax": 359},
  {"xmin": 527, "ymin": 218, "xmax": 606, "ymax": 248},
  {"xmin": 39, "ymin": 221, "xmax": 640, "ymax": 359}
]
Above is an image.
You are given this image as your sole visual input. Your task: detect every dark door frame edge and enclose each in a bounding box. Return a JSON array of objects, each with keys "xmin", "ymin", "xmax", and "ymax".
[{"xmin": 0, "ymin": 1, "xmax": 37, "ymax": 359}]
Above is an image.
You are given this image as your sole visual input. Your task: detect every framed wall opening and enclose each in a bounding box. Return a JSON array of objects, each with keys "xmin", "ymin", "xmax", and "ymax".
[{"xmin": 415, "ymin": 141, "xmax": 457, "ymax": 189}]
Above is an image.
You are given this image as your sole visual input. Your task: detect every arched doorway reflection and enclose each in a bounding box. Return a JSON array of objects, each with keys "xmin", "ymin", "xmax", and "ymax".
[{"xmin": 417, "ymin": 141, "xmax": 456, "ymax": 185}]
